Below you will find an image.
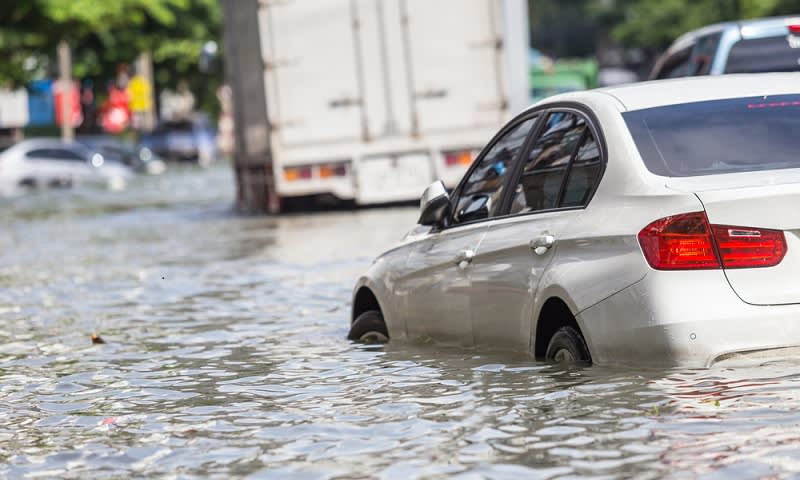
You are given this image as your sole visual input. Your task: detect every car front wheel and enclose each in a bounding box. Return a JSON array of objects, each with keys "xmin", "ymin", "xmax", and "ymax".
[
  {"xmin": 347, "ymin": 310, "xmax": 389, "ymax": 344},
  {"xmin": 545, "ymin": 326, "xmax": 591, "ymax": 364}
]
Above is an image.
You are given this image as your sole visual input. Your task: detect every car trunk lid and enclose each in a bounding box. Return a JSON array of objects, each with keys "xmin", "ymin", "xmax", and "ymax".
[{"xmin": 669, "ymin": 175, "xmax": 800, "ymax": 305}]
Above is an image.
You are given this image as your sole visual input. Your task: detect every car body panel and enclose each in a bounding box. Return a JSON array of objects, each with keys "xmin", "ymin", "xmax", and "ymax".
[
  {"xmin": 689, "ymin": 183, "xmax": 800, "ymax": 306},
  {"xmin": 353, "ymin": 245, "xmax": 414, "ymax": 340},
  {"xmin": 579, "ymin": 268, "xmax": 800, "ymax": 368},
  {"xmin": 598, "ymin": 72, "xmax": 800, "ymax": 111},
  {"xmin": 469, "ymin": 210, "xmax": 572, "ymax": 349},
  {"xmin": 538, "ymin": 192, "xmax": 702, "ymax": 310},
  {"xmin": 666, "ymin": 168, "xmax": 800, "ymax": 193},
  {"xmin": 396, "ymin": 222, "xmax": 488, "ymax": 346}
]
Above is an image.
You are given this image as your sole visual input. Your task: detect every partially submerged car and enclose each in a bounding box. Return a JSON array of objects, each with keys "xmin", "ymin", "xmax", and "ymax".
[
  {"xmin": 349, "ymin": 73, "xmax": 800, "ymax": 368},
  {"xmin": 78, "ymin": 135, "xmax": 167, "ymax": 175},
  {"xmin": 139, "ymin": 116, "xmax": 216, "ymax": 166},
  {"xmin": 0, "ymin": 138, "xmax": 134, "ymax": 194}
]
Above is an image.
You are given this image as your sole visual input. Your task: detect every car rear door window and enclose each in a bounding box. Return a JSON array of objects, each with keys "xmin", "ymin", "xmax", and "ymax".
[
  {"xmin": 508, "ymin": 112, "xmax": 585, "ymax": 215},
  {"xmin": 452, "ymin": 116, "xmax": 537, "ymax": 224},
  {"xmin": 560, "ymin": 131, "xmax": 603, "ymax": 207}
]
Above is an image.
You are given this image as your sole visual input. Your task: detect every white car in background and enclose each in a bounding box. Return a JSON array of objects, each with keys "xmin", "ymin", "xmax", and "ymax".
[
  {"xmin": 650, "ymin": 16, "xmax": 800, "ymax": 79},
  {"xmin": 0, "ymin": 138, "xmax": 134, "ymax": 194},
  {"xmin": 349, "ymin": 73, "xmax": 800, "ymax": 368}
]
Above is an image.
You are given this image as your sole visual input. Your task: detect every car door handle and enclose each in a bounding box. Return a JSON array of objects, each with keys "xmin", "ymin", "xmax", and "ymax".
[
  {"xmin": 455, "ymin": 249, "xmax": 475, "ymax": 269},
  {"xmin": 529, "ymin": 235, "xmax": 555, "ymax": 255}
]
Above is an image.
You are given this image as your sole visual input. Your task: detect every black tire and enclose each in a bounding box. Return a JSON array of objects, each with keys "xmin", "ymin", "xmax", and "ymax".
[
  {"xmin": 545, "ymin": 326, "xmax": 591, "ymax": 364},
  {"xmin": 347, "ymin": 310, "xmax": 389, "ymax": 344}
]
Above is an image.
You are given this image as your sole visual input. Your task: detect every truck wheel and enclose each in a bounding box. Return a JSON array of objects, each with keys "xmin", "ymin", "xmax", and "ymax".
[
  {"xmin": 545, "ymin": 326, "xmax": 591, "ymax": 364},
  {"xmin": 347, "ymin": 310, "xmax": 389, "ymax": 344}
]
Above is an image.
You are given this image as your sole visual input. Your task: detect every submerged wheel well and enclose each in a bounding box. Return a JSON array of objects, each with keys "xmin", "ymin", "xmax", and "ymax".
[
  {"xmin": 352, "ymin": 287, "xmax": 381, "ymax": 323},
  {"xmin": 534, "ymin": 297, "xmax": 585, "ymax": 359}
]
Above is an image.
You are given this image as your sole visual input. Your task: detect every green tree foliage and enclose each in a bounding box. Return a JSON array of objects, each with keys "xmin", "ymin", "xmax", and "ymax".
[{"xmin": 0, "ymin": 0, "xmax": 221, "ymax": 115}]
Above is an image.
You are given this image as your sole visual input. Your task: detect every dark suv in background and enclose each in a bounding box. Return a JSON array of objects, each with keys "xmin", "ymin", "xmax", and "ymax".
[
  {"xmin": 139, "ymin": 115, "xmax": 217, "ymax": 166},
  {"xmin": 650, "ymin": 16, "xmax": 800, "ymax": 79}
]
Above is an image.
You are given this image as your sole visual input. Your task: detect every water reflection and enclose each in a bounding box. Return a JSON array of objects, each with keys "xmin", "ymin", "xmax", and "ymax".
[{"xmin": 1, "ymin": 165, "xmax": 800, "ymax": 478}]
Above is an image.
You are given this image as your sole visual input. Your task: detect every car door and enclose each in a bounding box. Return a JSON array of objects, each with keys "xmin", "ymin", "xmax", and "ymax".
[
  {"xmin": 23, "ymin": 148, "xmax": 65, "ymax": 186},
  {"xmin": 53, "ymin": 147, "xmax": 96, "ymax": 182},
  {"xmin": 397, "ymin": 115, "xmax": 538, "ymax": 345},
  {"xmin": 469, "ymin": 109, "xmax": 604, "ymax": 350}
]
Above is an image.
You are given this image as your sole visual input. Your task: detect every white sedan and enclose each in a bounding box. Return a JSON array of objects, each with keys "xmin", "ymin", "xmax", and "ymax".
[
  {"xmin": 349, "ymin": 73, "xmax": 800, "ymax": 368},
  {"xmin": 0, "ymin": 138, "xmax": 134, "ymax": 194}
]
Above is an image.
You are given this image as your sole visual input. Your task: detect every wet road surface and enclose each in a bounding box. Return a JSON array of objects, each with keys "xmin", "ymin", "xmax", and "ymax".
[{"xmin": 2, "ymin": 165, "xmax": 800, "ymax": 478}]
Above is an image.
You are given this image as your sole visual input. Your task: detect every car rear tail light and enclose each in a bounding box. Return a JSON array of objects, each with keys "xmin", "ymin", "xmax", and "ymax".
[
  {"xmin": 789, "ymin": 24, "xmax": 800, "ymax": 34},
  {"xmin": 638, "ymin": 212, "xmax": 719, "ymax": 270},
  {"xmin": 711, "ymin": 225, "xmax": 786, "ymax": 268},
  {"xmin": 444, "ymin": 150, "xmax": 474, "ymax": 167},
  {"xmin": 638, "ymin": 211, "xmax": 787, "ymax": 270}
]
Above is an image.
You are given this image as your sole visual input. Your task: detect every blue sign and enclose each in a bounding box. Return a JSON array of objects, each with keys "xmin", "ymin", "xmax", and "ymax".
[{"xmin": 28, "ymin": 79, "xmax": 54, "ymax": 126}]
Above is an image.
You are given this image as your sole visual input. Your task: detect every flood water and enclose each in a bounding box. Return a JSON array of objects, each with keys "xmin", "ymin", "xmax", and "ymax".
[{"xmin": 3, "ymin": 164, "xmax": 800, "ymax": 479}]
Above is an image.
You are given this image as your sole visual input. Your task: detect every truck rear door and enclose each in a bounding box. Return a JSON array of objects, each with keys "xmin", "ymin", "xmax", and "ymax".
[
  {"xmin": 260, "ymin": 1, "xmax": 365, "ymax": 147},
  {"xmin": 401, "ymin": 0, "xmax": 507, "ymax": 134}
]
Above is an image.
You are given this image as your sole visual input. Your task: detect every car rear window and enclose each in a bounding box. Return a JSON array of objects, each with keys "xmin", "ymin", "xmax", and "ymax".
[
  {"xmin": 623, "ymin": 94, "xmax": 800, "ymax": 177},
  {"xmin": 725, "ymin": 36, "xmax": 800, "ymax": 73}
]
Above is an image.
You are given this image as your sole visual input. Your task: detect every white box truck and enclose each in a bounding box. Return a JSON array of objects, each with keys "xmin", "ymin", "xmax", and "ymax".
[{"xmin": 256, "ymin": 0, "xmax": 529, "ymax": 206}]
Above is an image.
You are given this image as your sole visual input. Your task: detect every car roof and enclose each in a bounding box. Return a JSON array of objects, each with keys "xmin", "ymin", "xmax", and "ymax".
[
  {"xmin": 10, "ymin": 138, "xmax": 93, "ymax": 155},
  {"xmin": 16, "ymin": 137, "xmax": 80, "ymax": 147},
  {"xmin": 531, "ymin": 72, "xmax": 800, "ymax": 112}
]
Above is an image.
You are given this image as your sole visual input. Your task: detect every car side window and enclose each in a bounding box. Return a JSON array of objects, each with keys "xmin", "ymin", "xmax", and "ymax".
[
  {"xmin": 52, "ymin": 149, "xmax": 85, "ymax": 162},
  {"xmin": 655, "ymin": 47, "xmax": 693, "ymax": 79},
  {"xmin": 560, "ymin": 129, "xmax": 602, "ymax": 207},
  {"xmin": 692, "ymin": 33, "xmax": 721, "ymax": 76},
  {"xmin": 451, "ymin": 116, "xmax": 537, "ymax": 225},
  {"xmin": 508, "ymin": 112, "xmax": 585, "ymax": 215},
  {"xmin": 25, "ymin": 149, "xmax": 51, "ymax": 159}
]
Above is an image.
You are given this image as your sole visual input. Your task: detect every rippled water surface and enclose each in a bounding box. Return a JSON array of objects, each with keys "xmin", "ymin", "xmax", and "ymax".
[{"xmin": 3, "ymin": 165, "xmax": 800, "ymax": 479}]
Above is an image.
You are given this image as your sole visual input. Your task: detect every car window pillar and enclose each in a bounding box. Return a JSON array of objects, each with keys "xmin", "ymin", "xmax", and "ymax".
[
  {"xmin": 447, "ymin": 113, "xmax": 541, "ymax": 227},
  {"xmin": 555, "ymin": 127, "xmax": 589, "ymax": 207},
  {"xmin": 493, "ymin": 113, "xmax": 548, "ymax": 216}
]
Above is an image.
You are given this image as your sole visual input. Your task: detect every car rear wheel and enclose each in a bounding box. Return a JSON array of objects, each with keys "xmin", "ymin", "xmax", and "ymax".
[
  {"xmin": 545, "ymin": 326, "xmax": 591, "ymax": 364},
  {"xmin": 347, "ymin": 310, "xmax": 389, "ymax": 344}
]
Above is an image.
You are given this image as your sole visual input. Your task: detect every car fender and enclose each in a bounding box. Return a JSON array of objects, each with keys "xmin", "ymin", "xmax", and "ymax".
[
  {"xmin": 351, "ymin": 274, "xmax": 389, "ymax": 321},
  {"xmin": 530, "ymin": 282, "xmax": 582, "ymax": 332},
  {"xmin": 528, "ymin": 189, "xmax": 706, "ymax": 355},
  {"xmin": 351, "ymin": 247, "xmax": 410, "ymax": 339}
]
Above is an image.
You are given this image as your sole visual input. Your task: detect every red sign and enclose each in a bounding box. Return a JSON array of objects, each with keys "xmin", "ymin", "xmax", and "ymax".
[
  {"xmin": 100, "ymin": 86, "xmax": 131, "ymax": 133},
  {"xmin": 53, "ymin": 80, "xmax": 82, "ymax": 127}
]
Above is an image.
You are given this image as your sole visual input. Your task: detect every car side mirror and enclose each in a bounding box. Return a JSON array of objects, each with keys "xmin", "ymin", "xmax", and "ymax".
[{"xmin": 418, "ymin": 180, "xmax": 451, "ymax": 226}]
